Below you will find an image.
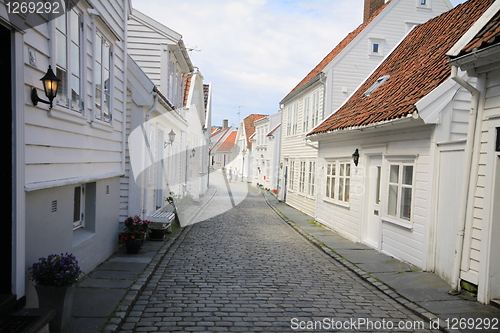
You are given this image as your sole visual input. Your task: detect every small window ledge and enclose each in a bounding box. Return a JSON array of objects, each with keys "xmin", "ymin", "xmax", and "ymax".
[
  {"xmin": 72, "ymin": 228, "xmax": 95, "ymax": 247},
  {"xmin": 90, "ymin": 119, "xmax": 113, "ymax": 132},
  {"xmin": 323, "ymin": 197, "xmax": 350, "ymax": 209},
  {"xmin": 48, "ymin": 106, "xmax": 87, "ymax": 126},
  {"xmin": 382, "ymin": 216, "xmax": 413, "ymax": 230}
]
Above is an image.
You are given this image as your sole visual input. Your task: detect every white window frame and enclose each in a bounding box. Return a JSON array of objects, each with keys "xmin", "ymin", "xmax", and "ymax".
[
  {"xmin": 73, "ymin": 184, "xmax": 85, "ymax": 230},
  {"xmin": 382, "ymin": 157, "xmax": 416, "ymax": 228},
  {"xmin": 303, "ymin": 95, "xmax": 310, "ymax": 133},
  {"xmin": 292, "ymin": 102, "xmax": 299, "ymax": 135},
  {"xmin": 94, "ymin": 30, "xmax": 113, "ymax": 122},
  {"xmin": 55, "ymin": 5, "xmax": 83, "ymax": 112},
  {"xmin": 286, "ymin": 106, "xmax": 292, "ymax": 136},
  {"xmin": 324, "ymin": 159, "xmax": 351, "ymax": 206},
  {"xmin": 311, "ymin": 90, "xmax": 320, "ymax": 128},
  {"xmin": 298, "ymin": 161, "xmax": 306, "ymax": 193},
  {"xmin": 307, "ymin": 161, "xmax": 316, "ymax": 197},
  {"xmin": 289, "ymin": 160, "xmax": 296, "ymax": 191},
  {"xmin": 416, "ymin": 0, "xmax": 431, "ymax": 9},
  {"xmin": 369, "ymin": 38, "xmax": 385, "ymax": 57}
]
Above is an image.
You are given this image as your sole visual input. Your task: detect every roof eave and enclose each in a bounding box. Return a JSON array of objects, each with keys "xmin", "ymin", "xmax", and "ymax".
[{"xmin": 280, "ymin": 73, "xmax": 323, "ymax": 105}]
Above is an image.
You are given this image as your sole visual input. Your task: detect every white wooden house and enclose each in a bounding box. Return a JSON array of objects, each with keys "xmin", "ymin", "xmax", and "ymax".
[
  {"xmin": 125, "ymin": 10, "xmax": 210, "ymax": 224},
  {"xmin": 447, "ymin": 0, "xmax": 500, "ymax": 304},
  {"xmin": 307, "ymin": 0, "xmax": 495, "ymax": 303},
  {"xmin": 251, "ymin": 111, "xmax": 282, "ymax": 194},
  {"xmin": 229, "ymin": 114, "xmax": 267, "ymax": 182},
  {"xmin": 279, "ymin": 0, "xmax": 453, "ymax": 217},
  {"xmin": 1, "ymin": 0, "xmax": 131, "ymax": 308}
]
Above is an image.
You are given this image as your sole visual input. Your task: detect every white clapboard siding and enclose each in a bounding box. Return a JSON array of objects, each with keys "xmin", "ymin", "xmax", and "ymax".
[
  {"xmin": 280, "ymin": 0, "xmax": 452, "ymax": 218},
  {"xmin": 24, "ymin": 0, "xmax": 127, "ymax": 187}
]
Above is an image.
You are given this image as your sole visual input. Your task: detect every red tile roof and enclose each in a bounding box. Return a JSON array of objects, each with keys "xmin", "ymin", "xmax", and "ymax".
[
  {"xmin": 461, "ymin": 8, "xmax": 500, "ymax": 55},
  {"xmin": 217, "ymin": 131, "xmax": 237, "ymax": 152},
  {"xmin": 243, "ymin": 114, "xmax": 268, "ymax": 147},
  {"xmin": 280, "ymin": 1, "xmax": 391, "ymax": 103},
  {"xmin": 309, "ymin": 0, "xmax": 494, "ymax": 136}
]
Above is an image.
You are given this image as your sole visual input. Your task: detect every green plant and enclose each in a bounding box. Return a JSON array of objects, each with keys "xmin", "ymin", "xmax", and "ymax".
[
  {"xmin": 29, "ymin": 253, "xmax": 83, "ymax": 287},
  {"xmin": 121, "ymin": 215, "xmax": 150, "ymax": 241}
]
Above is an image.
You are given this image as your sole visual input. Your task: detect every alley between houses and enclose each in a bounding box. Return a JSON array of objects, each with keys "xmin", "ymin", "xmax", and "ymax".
[{"xmin": 117, "ymin": 180, "xmax": 433, "ymax": 333}]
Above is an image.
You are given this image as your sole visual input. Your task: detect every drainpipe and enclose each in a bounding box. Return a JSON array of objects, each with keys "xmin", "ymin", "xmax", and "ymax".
[
  {"xmin": 319, "ymin": 72, "xmax": 326, "ymax": 120},
  {"xmin": 449, "ymin": 65, "xmax": 480, "ymax": 292},
  {"xmin": 141, "ymin": 91, "xmax": 158, "ymax": 218}
]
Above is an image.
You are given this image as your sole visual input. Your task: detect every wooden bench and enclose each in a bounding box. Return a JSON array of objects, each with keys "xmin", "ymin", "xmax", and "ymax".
[{"xmin": 147, "ymin": 204, "xmax": 176, "ymax": 232}]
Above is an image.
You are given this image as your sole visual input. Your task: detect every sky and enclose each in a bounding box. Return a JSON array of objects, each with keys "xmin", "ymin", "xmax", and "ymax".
[{"xmin": 133, "ymin": 0, "xmax": 467, "ymax": 129}]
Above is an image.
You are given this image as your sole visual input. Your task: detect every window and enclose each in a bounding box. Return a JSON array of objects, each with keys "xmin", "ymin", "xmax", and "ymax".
[
  {"xmin": 325, "ymin": 161, "xmax": 351, "ymax": 203},
  {"xmin": 73, "ymin": 185, "xmax": 85, "ymax": 230},
  {"xmin": 299, "ymin": 161, "xmax": 306, "ymax": 193},
  {"xmin": 387, "ymin": 163, "xmax": 414, "ymax": 221},
  {"xmin": 55, "ymin": 5, "xmax": 82, "ymax": 111},
  {"xmin": 289, "ymin": 160, "xmax": 295, "ymax": 190},
  {"xmin": 369, "ymin": 38, "xmax": 385, "ymax": 57},
  {"xmin": 417, "ymin": 0, "xmax": 430, "ymax": 8},
  {"xmin": 311, "ymin": 91, "xmax": 320, "ymax": 128},
  {"xmin": 95, "ymin": 31, "xmax": 112, "ymax": 122},
  {"xmin": 286, "ymin": 106, "xmax": 292, "ymax": 136},
  {"xmin": 292, "ymin": 102, "xmax": 298, "ymax": 135},
  {"xmin": 307, "ymin": 161, "xmax": 316, "ymax": 196},
  {"xmin": 303, "ymin": 96, "xmax": 310, "ymax": 132}
]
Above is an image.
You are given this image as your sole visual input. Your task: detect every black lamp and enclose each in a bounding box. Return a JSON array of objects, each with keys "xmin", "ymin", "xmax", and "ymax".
[
  {"xmin": 352, "ymin": 149, "xmax": 360, "ymax": 166},
  {"xmin": 191, "ymin": 148, "xmax": 196, "ymax": 158},
  {"xmin": 31, "ymin": 65, "xmax": 61, "ymax": 108},
  {"xmin": 168, "ymin": 129, "xmax": 176, "ymax": 144}
]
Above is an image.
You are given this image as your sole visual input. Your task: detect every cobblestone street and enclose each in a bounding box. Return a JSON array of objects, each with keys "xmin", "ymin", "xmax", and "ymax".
[{"xmin": 117, "ymin": 182, "xmax": 434, "ymax": 333}]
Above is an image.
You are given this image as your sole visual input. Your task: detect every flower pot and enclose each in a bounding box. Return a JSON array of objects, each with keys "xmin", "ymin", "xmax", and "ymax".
[
  {"xmin": 149, "ymin": 227, "xmax": 167, "ymax": 241},
  {"xmin": 125, "ymin": 239, "xmax": 142, "ymax": 254},
  {"xmin": 35, "ymin": 285, "xmax": 75, "ymax": 333}
]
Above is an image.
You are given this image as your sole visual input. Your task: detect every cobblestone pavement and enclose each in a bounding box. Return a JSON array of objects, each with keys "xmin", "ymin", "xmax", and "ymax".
[{"xmin": 118, "ymin": 188, "xmax": 435, "ymax": 332}]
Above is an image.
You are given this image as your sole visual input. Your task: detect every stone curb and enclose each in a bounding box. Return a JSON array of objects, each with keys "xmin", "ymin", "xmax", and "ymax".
[{"xmin": 262, "ymin": 191, "xmax": 449, "ymax": 333}]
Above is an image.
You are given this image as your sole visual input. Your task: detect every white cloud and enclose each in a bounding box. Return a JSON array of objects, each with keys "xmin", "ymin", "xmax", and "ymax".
[{"xmin": 132, "ymin": 0, "xmax": 466, "ymax": 127}]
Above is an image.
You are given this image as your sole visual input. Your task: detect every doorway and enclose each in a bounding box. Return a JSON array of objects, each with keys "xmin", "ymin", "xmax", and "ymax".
[
  {"xmin": 364, "ymin": 155, "xmax": 382, "ymax": 248},
  {"xmin": 0, "ymin": 23, "xmax": 14, "ymax": 310}
]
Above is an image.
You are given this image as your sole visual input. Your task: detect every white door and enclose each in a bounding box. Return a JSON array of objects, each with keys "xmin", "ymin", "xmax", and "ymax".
[
  {"xmin": 435, "ymin": 149, "xmax": 464, "ymax": 284},
  {"xmin": 364, "ymin": 155, "xmax": 382, "ymax": 248}
]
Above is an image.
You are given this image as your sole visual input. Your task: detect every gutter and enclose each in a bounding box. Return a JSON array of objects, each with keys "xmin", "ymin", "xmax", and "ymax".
[{"xmin": 449, "ymin": 65, "xmax": 480, "ymax": 293}]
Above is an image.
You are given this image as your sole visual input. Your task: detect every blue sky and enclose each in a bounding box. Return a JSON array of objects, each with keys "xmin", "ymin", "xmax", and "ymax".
[{"xmin": 133, "ymin": 0, "xmax": 466, "ymax": 128}]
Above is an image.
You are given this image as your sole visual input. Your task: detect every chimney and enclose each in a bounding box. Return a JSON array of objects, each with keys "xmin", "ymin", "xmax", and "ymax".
[
  {"xmin": 364, "ymin": 0, "xmax": 385, "ymax": 23},
  {"xmin": 222, "ymin": 119, "xmax": 229, "ymax": 129}
]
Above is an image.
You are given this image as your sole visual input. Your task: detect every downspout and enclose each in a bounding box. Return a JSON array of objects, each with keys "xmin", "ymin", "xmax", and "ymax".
[
  {"xmin": 141, "ymin": 91, "xmax": 158, "ymax": 218},
  {"xmin": 449, "ymin": 65, "xmax": 480, "ymax": 292}
]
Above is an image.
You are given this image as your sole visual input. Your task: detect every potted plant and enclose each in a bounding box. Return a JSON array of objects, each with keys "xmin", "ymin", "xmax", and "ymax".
[
  {"xmin": 121, "ymin": 215, "xmax": 150, "ymax": 254},
  {"xmin": 29, "ymin": 253, "xmax": 83, "ymax": 333}
]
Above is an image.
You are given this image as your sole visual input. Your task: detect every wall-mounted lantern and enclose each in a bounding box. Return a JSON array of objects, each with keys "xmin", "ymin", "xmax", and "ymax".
[
  {"xmin": 31, "ymin": 65, "xmax": 61, "ymax": 109},
  {"xmin": 352, "ymin": 149, "xmax": 360, "ymax": 166},
  {"xmin": 164, "ymin": 129, "xmax": 176, "ymax": 148},
  {"xmin": 191, "ymin": 148, "xmax": 196, "ymax": 158}
]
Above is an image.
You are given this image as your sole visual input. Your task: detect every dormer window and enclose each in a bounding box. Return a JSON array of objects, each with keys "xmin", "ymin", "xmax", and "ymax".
[
  {"xmin": 364, "ymin": 75, "xmax": 390, "ymax": 97},
  {"xmin": 420, "ymin": 0, "xmax": 426, "ymax": 4}
]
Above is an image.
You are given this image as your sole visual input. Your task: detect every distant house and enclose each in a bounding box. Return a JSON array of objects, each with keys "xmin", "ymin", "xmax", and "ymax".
[
  {"xmin": 231, "ymin": 114, "xmax": 268, "ymax": 181},
  {"xmin": 209, "ymin": 120, "xmax": 235, "ymax": 168},
  {"xmin": 447, "ymin": 0, "xmax": 500, "ymax": 304},
  {"xmin": 2, "ymin": 0, "xmax": 130, "ymax": 310},
  {"xmin": 307, "ymin": 0, "xmax": 495, "ymax": 301},
  {"xmin": 125, "ymin": 9, "xmax": 210, "ymax": 220},
  {"xmin": 251, "ymin": 111, "xmax": 282, "ymax": 194},
  {"xmin": 279, "ymin": 0, "xmax": 453, "ymax": 217}
]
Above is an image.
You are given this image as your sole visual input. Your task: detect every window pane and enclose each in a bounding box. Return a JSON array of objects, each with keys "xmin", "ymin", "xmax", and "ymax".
[
  {"xmin": 388, "ymin": 184, "xmax": 398, "ymax": 216},
  {"xmin": 326, "ymin": 177, "xmax": 330, "ymax": 198},
  {"xmin": 327, "ymin": 163, "xmax": 331, "ymax": 176},
  {"xmin": 345, "ymin": 178, "xmax": 350, "ymax": 203},
  {"xmin": 332, "ymin": 164, "xmax": 336, "ymax": 176},
  {"xmin": 70, "ymin": 10, "xmax": 79, "ymax": 44},
  {"xmin": 345, "ymin": 163, "xmax": 351, "ymax": 177},
  {"xmin": 71, "ymin": 74, "xmax": 80, "ymax": 109},
  {"xmin": 339, "ymin": 178, "xmax": 344, "ymax": 201},
  {"xmin": 390, "ymin": 165, "xmax": 399, "ymax": 183},
  {"xmin": 403, "ymin": 165, "xmax": 413, "ymax": 185},
  {"xmin": 375, "ymin": 166, "xmax": 381, "ymax": 204},
  {"xmin": 73, "ymin": 186, "xmax": 81, "ymax": 222},
  {"xmin": 56, "ymin": 30, "xmax": 67, "ymax": 69},
  {"xmin": 331, "ymin": 178, "xmax": 335, "ymax": 199},
  {"xmin": 56, "ymin": 67, "xmax": 67, "ymax": 105},
  {"xmin": 340, "ymin": 164, "xmax": 344, "ymax": 176},
  {"xmin": 401, "ymin": 187, "xmax": 412, "ymax": 220}
]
